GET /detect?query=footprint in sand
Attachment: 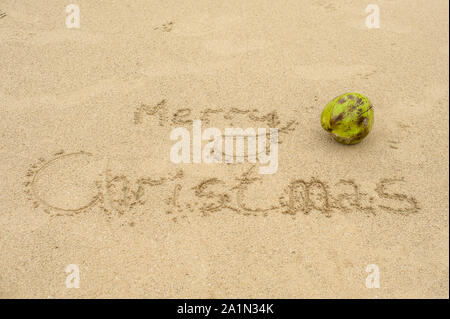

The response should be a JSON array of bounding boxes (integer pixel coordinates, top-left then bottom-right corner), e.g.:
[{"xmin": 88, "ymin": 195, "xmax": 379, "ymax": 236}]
[
  {"xmin": 295, "ymin": 64, "xmax": 376, "ymax": 81},
  {"xmin": 154, "ymin": 21, "xmax": 175, "ymax": 33},
  {"xmin": 312, "ymin": 1, "xmax": 340, "ymax": 12},
  {"xmin": 387, "ymin": 140, "xmax": 400, "ymax": 150}
]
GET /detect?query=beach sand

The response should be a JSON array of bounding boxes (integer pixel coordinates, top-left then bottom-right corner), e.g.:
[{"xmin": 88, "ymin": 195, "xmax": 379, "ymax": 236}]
[{"xmin": 0, "ymin": 0, "xmax": 448, "ymax": 298}]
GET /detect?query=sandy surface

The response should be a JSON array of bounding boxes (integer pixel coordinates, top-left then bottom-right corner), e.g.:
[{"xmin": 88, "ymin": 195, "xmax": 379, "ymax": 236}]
[{"xmin": 0, "ymin": 0, "xmax": 448, "ymax": 298}]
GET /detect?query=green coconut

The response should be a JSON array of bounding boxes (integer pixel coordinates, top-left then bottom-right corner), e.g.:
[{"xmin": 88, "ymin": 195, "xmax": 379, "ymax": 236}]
[{"xmin": 321, "ymin": 93, "xmax": 374, "ymax": 145}]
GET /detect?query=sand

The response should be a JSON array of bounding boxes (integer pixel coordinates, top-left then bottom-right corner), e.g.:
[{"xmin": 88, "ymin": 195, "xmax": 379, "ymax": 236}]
[{"xmin": 0, "ymin": 0, "xmax": 448, "ymax": 298}]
